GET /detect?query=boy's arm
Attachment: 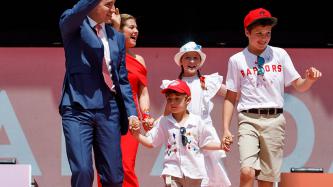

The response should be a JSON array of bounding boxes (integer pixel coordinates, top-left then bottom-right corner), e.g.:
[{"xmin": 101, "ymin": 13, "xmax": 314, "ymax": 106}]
[
  {"xmin": 292, "ymin": 67, "xmax": 322, "ymax": 92},
  {"xmin": 130, "ymin": 122, "xmax": 154, "ymax": 148},
  {"xmin": 132, "ymin": 132, "xmax": 154, "ymax": 148},
  {"xmin": 221, "ymin": 90, "xmax": 237, "ymax": 152},
  {"xmin": 202, "ymin": 140, "xmax": 232, "ymax": 151}
]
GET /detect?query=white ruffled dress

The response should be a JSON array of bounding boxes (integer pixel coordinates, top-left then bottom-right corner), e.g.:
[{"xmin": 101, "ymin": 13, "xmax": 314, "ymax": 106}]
[{"xmin": 182, "ymin": 73, "xmax": 231, "ymax": 187}]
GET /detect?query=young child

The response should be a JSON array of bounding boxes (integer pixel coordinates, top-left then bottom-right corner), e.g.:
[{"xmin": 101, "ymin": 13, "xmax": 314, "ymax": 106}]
[
  {"xmin": 130, "ymin": 79, "xmax": 226, "ymax": 187},
  {"xmin": 222, "ymin": 8, "xmax": 322, "ymax": 187},
  {"xmin": 166, "ymin": 41, "xmax": 231, "ymax": 187}
]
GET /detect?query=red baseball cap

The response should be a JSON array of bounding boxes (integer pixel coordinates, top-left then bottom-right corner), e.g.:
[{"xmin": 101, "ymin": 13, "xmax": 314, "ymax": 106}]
[
  {"xmin": 161, "ymin": 79, "xmax": 191, "ymax": 96},
  {"xmin": 244, "ymin": 8, "xmax": 277, "ymax": 29}
]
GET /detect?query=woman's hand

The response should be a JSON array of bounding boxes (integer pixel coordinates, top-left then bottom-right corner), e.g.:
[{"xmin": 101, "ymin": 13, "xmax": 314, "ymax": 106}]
[{"xmin": 142, "ymin": 116, "xmax": 155, "ymax": 132}]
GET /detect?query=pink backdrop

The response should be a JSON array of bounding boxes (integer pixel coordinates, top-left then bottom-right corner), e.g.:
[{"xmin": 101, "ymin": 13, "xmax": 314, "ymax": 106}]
[{"xmin": 0, "ymin": 47, "xmax": 332, "ymax": 186}]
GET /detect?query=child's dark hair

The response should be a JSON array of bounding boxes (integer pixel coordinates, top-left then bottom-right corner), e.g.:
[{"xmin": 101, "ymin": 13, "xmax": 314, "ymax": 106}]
[
  {"xmin": 164, "ymin": 89, "xmax": 188, "ymax": 97},
  {"xmin": 178, "ymin": 65, "xmax": 206, "ymax": 90},
  {"xmin": 246, "ymin": 18, "xmax": 277, "ymax": 31}
]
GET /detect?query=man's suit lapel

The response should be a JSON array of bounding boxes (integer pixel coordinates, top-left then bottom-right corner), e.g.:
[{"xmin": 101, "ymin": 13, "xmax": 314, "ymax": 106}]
[{"xmin": 82, "ymin": 19, "xmax": 105, "ymax": 64}]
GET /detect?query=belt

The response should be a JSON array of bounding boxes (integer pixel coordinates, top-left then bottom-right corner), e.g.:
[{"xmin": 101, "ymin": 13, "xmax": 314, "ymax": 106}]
[{"xmin": 241, "ymin": 108, "xmax": 283, "ymax": 115}]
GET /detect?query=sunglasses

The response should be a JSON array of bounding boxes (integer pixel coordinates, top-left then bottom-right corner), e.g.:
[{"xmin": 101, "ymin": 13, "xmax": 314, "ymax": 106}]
[
  {"xmin": 180, "ymin": 127, "xmax": 188, "ymax": 146},
  {"xmin": 257, "ymin": 56, "xmax": 265, "ymax": 75}
]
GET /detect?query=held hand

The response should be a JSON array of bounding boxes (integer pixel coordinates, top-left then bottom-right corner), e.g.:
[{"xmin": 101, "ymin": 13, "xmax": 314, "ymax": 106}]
[
  {"xmin": 222, "ymin": 130, "xmax": 234, "ymax": 152},
  {"xmin": 305, "ymin": 67, "xmax": 322, "ymax": 81},
  {"xmin": 222, "ymin": 130, "xmax": 234, "ymax": 144},
  {"xmin": 129, "ymin": 116, "xmax": 141, "ymax": 135},
  {"xmin": 220, "ymin": 142, "xmax": 231, "ymax": 152},
  {"xmin": 142, "ymin": 117, "xmax": 155, "ymax": 132}
]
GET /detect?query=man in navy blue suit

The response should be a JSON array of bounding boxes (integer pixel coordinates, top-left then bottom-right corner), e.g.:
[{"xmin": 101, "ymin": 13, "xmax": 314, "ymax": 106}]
[{"xmin": 58, "ymin": 0, "xmax": 139, "ymax": 186}]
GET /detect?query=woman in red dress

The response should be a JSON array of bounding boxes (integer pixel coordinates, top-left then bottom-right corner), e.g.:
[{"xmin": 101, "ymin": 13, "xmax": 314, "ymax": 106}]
[
  {"xmin": 98, "ymin": 13, "xmax": 154, "ymax": 187},
  {"xmin": 120, "ymin": 13, "xmax": 154, "ymax": 187}
]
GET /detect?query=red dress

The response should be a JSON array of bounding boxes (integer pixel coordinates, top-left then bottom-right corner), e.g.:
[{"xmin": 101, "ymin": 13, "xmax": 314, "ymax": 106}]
[
  {"xmin": 121, "ymin": 53, "xmax": 147, "ymax": 187},
  {"xmin": 98, "ymin": 53, "xmax": 147, "ymax": 187}
]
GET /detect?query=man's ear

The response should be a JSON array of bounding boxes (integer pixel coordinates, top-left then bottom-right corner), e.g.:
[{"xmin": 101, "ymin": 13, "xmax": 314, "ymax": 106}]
[{"xmin": 186, "ymin": 96, "xmax": 191, "ymax": 104}]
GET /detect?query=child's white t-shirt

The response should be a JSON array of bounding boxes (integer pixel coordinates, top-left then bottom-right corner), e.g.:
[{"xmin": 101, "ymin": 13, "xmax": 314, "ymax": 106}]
[
  {"xmin": 226, "ymin": 46, "xmax": 300, "ymax": 112},
  {"xmin": 146, "ymin": 113, "xmax": 215, "ymax": 179}
]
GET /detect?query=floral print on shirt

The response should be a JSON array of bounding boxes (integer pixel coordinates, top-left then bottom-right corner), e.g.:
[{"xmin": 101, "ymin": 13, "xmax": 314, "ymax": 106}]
[{"xmin": 165, "ymin": 129, "xmax": 201, "ymax": 157}]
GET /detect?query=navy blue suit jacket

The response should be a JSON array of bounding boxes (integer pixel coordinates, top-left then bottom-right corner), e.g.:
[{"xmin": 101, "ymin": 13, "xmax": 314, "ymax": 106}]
[{"xmin": 58, "ymin": 0, "xmax": 137, "ymax": 134}]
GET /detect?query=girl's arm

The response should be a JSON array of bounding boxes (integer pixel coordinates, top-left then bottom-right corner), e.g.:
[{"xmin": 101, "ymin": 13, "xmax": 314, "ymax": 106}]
[
  {"xmin": 202, "ymin": 141, "xmax": 231, "ymax": 151},
  {"xmin": 202, "ymin": 141, "xmax": 221, "ymax": 150},
  {"xmin": 217, "ymin": 83, "xmax": 227, "ymax": 96}
]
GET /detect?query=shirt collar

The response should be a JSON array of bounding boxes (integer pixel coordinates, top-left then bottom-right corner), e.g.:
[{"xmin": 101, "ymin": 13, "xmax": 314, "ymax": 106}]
[
  {"xmin": 166, "ymin": 113, "xmax": 197, "ymax": 128},
  {"xmin": 245, "ymin": 45, "xmax": 273, "ymax": 61},
  {"xmin": 87, "ymin": 16, "xmax": 105, "ymax": 29}
]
